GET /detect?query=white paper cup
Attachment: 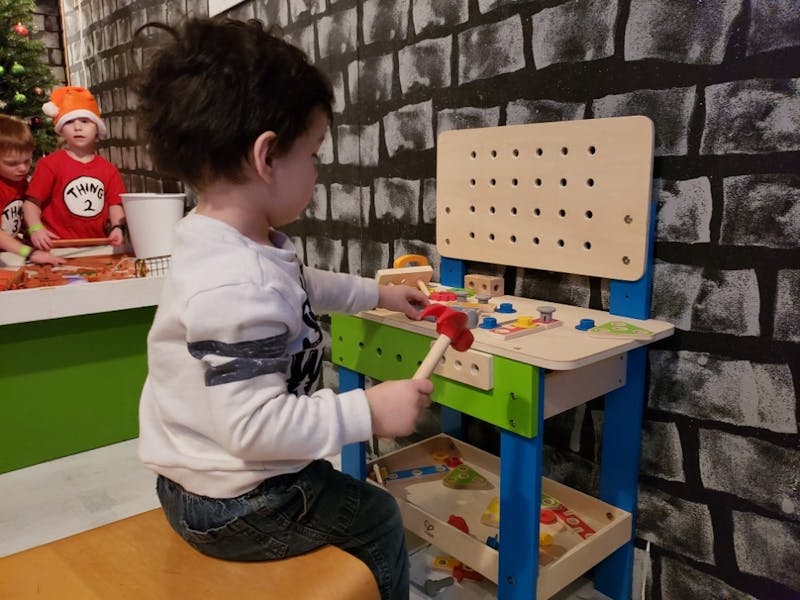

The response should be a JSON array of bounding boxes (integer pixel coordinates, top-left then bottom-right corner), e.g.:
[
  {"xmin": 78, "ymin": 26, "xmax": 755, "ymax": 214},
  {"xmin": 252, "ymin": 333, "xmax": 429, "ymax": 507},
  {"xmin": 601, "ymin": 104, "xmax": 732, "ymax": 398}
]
[{"xmin": 120, "ymin": 193, "xmax": 186, "ymax": 258}]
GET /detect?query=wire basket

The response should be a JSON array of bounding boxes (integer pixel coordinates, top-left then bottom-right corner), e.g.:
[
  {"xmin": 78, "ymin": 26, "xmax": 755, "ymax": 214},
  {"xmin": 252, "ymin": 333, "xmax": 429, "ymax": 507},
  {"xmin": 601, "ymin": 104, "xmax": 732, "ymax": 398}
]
[{"xmin": 135, "ymin": 255, "xmax": 171, "ymax": 278}]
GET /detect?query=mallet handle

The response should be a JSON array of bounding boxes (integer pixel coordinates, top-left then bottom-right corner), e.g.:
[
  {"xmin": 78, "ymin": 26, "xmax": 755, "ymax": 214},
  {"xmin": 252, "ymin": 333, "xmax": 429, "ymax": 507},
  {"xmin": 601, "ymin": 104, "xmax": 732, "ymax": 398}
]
[{"xmin": 413, "ymin": 334, "xmax": 452, "ymax": 379}]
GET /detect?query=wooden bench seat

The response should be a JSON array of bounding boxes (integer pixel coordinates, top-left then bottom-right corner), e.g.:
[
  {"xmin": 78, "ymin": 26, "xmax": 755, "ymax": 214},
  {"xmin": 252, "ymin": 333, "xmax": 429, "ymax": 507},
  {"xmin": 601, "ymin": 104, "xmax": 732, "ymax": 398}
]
[{"xmin": 0, "ymin": 509, "xmax": 380, "ymax": 599}]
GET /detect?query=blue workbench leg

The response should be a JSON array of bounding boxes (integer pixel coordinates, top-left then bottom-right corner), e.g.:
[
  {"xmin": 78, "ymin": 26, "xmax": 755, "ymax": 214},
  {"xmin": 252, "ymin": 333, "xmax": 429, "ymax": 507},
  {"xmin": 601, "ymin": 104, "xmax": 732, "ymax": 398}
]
[
  {"xmin": 497, "ymin": 375, "xmax": 545, "ymax": 599},
  {"xmin": 439, "ymin": 406, "xmax": 464, "ymax": 439},
  {"xmin": 438, "ymin": 256, "xmax": 467, "ymax": 439},
  {"xmin": 339, "ymin": 367, "xmax": 367, "ymax": 480},
  {"xmin": 595, "ymin": 346, "xmax": 647, "ymax": 599}
]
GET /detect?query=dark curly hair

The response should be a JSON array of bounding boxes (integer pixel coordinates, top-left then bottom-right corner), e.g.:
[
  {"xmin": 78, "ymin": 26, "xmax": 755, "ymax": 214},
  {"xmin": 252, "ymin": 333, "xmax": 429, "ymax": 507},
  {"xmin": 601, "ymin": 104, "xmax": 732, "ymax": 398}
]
[{"xmin": 133, "ymin": 18, "xmax": 333, "ymax": 190}]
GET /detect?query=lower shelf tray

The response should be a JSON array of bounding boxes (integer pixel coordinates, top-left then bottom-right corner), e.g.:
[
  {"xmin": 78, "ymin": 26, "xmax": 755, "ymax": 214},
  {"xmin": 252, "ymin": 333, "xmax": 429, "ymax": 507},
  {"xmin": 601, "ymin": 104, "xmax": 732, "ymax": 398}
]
[{"xmin": 369, "ymin": 434, "xmax": 632, "ymax": 599}]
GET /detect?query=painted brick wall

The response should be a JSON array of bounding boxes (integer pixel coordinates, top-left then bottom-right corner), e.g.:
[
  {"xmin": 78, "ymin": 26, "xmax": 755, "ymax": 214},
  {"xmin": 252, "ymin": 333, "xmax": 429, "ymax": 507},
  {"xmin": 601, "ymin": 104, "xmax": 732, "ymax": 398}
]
[
  {"xmin": 32, "ymin": 0, "xmax": 66, "ymax": 84},
  {"xmin": 61, "ymin": 1, "xmax": 799, "ymax": 598}
]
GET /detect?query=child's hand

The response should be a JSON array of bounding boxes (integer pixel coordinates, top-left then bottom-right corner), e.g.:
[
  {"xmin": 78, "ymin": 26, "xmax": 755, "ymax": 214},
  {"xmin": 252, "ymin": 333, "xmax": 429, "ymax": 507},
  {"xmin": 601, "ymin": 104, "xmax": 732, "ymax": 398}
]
[
  {"xmin": 108, "ymin": 227, "xmax": 125, "ymax": 246},
  {"xmin": 30, "ymin": 227, "xmax": 59, "ymax": 251},
  {"xmin": 366, "ymin": 379, "xmax": 434, "ymax": 438},
  {"xmin": 378, "ymin": 284, "xmax": 429, "ymax": 319},
  {"xmin": 30, "ymin": 249, "xmax": 66, "ymax": 265}
]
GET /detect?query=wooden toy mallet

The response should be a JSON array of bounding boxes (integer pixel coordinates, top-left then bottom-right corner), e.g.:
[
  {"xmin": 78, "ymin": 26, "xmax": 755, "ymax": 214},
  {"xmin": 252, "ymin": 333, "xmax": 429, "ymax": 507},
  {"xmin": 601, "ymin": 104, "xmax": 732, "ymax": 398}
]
[{"xmin": 413, "ymin": 304, "xmax": 475, "ymax": 379}]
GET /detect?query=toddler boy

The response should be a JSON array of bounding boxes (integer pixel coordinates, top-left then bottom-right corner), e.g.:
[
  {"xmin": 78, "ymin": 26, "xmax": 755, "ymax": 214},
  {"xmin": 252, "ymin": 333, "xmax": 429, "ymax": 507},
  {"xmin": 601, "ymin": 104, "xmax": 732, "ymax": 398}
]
[{"xmin": 24, "ymin": 86, "xmax": 127, "ymax": 250}]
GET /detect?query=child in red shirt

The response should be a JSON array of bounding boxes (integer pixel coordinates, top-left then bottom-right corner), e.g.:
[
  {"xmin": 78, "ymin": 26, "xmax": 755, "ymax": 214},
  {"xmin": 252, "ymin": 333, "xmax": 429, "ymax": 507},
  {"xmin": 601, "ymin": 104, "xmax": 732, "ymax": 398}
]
[
  {"xmin": 24, "ymin": 86, "xmax": 127, "ymax": 250},
  {"xmin": 0, "ymin": 115, "xmax": 63, "ymax": 264}
]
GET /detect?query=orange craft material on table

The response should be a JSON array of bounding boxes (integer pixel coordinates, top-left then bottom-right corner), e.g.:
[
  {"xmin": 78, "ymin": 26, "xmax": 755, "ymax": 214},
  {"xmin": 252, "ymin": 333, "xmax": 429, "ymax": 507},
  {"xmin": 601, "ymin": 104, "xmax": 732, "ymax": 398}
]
[{"xmin": 0, "ymin": 254, "xmax": 139, "ymax": 291}]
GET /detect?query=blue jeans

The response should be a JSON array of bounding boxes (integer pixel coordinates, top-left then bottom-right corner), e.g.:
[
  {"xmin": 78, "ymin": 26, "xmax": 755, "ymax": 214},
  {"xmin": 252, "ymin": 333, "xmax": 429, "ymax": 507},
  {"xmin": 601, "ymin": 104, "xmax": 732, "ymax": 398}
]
[{"xmin": 156, "ymin": 459, "xmax": 408, "ymax": 600}]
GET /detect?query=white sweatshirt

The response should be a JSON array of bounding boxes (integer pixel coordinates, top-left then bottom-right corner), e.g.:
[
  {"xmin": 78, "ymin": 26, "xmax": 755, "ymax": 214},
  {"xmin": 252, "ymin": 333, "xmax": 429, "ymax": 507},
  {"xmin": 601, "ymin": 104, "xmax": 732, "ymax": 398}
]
[{"xmin": 138, "ymin": 213, "xmax": 378, "ymax": 498}]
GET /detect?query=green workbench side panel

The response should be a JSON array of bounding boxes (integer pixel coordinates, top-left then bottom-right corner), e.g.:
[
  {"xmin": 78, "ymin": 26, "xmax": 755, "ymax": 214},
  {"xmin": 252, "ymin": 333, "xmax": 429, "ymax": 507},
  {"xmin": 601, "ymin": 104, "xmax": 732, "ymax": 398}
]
[
  {"xmin": 0, "ymin": 307, "xmax": 155, "ymax": 473},
  {"xmin": 331, "ymin": 314, "xmax": 539, "ymax": 438}
]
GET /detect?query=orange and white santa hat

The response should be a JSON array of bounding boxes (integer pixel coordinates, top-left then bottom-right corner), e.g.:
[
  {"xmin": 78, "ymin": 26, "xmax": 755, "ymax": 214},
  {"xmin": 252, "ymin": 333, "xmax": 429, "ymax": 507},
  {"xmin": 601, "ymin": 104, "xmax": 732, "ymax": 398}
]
[{"xmin": 42, "ymin": 86, "xmax": 108, "ymax": 138}]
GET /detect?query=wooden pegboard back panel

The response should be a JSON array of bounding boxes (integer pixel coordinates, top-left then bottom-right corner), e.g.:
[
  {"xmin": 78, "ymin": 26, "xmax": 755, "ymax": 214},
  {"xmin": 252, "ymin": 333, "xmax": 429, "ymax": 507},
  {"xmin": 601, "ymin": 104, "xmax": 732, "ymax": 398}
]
[{"xmin": 436, "ymin": 116, "xmax": 654, "ymax": 281}]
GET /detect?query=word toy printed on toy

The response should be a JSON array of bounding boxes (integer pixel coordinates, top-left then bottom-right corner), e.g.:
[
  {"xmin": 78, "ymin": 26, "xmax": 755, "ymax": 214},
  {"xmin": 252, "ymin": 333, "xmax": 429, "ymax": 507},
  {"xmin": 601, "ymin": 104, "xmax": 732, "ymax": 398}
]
[{"xmin": 541, "ymin": 492, "xmax": 596, "ymax": 540}]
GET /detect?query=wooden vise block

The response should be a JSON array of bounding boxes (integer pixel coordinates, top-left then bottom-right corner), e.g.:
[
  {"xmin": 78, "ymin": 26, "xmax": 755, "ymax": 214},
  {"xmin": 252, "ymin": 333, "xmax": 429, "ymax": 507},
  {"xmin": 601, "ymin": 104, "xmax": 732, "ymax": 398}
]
[
  {"xmin": 0, "ymin": 509, "xmax": 380, "ymax": 600},
  {"xmin": 464, "ymin": 274, "xmax": 504, "ymax": 297}
]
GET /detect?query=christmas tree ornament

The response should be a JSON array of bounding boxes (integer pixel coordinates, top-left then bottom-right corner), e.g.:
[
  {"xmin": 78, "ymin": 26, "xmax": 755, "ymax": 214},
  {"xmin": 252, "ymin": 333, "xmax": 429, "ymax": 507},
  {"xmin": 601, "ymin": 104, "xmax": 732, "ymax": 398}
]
[
  {"xmin": 0, "ymin": 65, "xmax": 5, "ymax": 76},
  {"xmin": 34, "ymin": 86, "xmax": 43, "ymax": 96},
  {"xmin": 30, "ymin": 116, "xmax": 42, "ymax": 126},
  {"xmin": 13, "ymin": 91, "xmax": 27, "ymax": 103},
  {"xmin": 12, "ymin": 22, "xmax": 29, "ymax": 37},
  {"xmin": 11, "ymin": 62, "xmax": 25, "ymax": 75}
]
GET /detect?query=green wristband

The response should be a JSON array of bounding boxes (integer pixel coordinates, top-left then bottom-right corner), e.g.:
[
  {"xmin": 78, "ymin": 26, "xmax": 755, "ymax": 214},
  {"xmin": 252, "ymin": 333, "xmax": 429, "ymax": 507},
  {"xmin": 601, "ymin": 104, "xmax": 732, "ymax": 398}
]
[
  {"xmin": 18, "ymin": 245, "xmax": 33, "ymax": 259},
  {"xmin": 28, "ymin": 223, "xmax": 44, "ymax": 233}
]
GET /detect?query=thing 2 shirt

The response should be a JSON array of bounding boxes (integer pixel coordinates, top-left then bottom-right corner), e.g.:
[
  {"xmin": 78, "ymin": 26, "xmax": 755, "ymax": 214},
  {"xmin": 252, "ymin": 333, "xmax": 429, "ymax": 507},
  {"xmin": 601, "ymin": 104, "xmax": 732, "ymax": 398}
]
[
  {"xmin": 0, "ymin": 176, "xmax": 27, "ymax": 237},
  {"xmin": 26, "ymin": 149, "xmax": 125, "ymax": 239}
]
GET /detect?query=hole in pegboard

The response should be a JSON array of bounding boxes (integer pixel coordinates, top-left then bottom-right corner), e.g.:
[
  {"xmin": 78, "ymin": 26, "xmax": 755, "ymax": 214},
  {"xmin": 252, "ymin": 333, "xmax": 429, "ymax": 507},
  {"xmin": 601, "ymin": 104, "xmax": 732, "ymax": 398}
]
[
  {"xmin": 587, "ymin": 178, "xmax": 595, "ymax": 187},
  {"xmin": 469, "ymin": 205, "xmax": 476, "ymax": 213},
  {"xmin": 560, "ymin": 178, "xmax": 567, "ymax": 187},
  {"xmin": 444, "ymin": 237, "xmax": 451, "ymax": 245},
  {"xmin": 395, "ymin": 354, "xmax": 403, "ymax": 362},
  {"xmin": 510, "ymin": 235, "xmax": 517, "ymax": 243},
  {"xmin": 558, "ymin": 209, "xmax": 566, "ymax": 218},
  {"xmin": 561, "ymin": 146, "xmax": 568, "ymax": 156},
  {"xmin": 584, "ymin": 241, "xmax": 592, "ymax": 250},
  {"xmin": 489, "ymin": 233, "xmax": 495, "ymax": 241},
  {"xmin": 490, "ymin": 178, "xmax": 496, "ymax": 187},
  {"xmin": 512, "ymin": 149, "xmax": 519, "ymax": 157},
  {"xmin": 376, "ymin": 347, "xmax": 383, "ymax": 355},
  {"xmin": 622, "ymin": 256, "xmax": 630, "ymax": 264},
  {"xmin": 588, "ymin": 145, "xmax": 596, "ymax": 155},
  {"xmin": 534, "ymin": 178, "xmax": 542, "ymax": 187},
  {"xmin": 358, "ymin": 341, "xmax": 365, "ymax": 348},
  {"xmin": 469, "ymin": 178, "xmax": 476, "ymax": 186},
  {"xmin": 490, "ymin": 150, "xmax": 497, "ymax": 158},
  {"xmin": 511, "ymin": 207, "xmax": 518, "ymax": 215},
  {"xmin": 489, "ymin": 206, "xmax": 496, "ymax": 214},
  {"xmin": 536, "ymin": 148, "xmax": 543, "ymax": 156},
  {"xmin": 585, "ymin": 210, "xmax": 593, "ymax": 219},
  {"xmin": 470, "ymin": 150, "xmax": 477, "ymax": 159},
  {"xmin": 445, "ymin": 206, "xmax": 451, "ymax": 214},
  {"xmin": 533, "ymin": 237, "xmax": 540, "ymax": 245},
  {"xmin": 534, "ymin": 208, "xmax": 541, "ymax": 216},
  {"xmin": 512, "ymin": 178, "xmax": 518, "ymax": 186},
  {"xmin": 557, "ymin": 239, "xmax": 565, "ymax": 247},
  {"xmin": 469, "ymin": 231, "xmax": 475, "ymax": 238}
]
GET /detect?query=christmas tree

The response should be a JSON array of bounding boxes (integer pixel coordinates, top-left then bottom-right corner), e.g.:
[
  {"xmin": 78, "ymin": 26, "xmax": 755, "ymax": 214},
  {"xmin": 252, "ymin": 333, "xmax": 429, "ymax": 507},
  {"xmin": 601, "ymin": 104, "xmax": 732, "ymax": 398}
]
[{"xmin": 0, "ymin": 0, "xmax": 57, "ymax": 158}]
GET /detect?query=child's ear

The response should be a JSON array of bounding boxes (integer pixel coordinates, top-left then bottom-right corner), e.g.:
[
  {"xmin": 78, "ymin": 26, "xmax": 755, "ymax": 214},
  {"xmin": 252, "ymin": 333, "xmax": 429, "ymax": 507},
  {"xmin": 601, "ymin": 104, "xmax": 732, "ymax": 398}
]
[{"xmin": 252, "ymin": 131, "xmax": 277, "ymax": 182}]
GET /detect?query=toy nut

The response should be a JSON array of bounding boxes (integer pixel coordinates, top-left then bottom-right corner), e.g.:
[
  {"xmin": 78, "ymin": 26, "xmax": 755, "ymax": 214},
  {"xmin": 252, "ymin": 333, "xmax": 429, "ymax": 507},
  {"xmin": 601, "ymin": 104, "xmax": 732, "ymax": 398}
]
[{"xmin": 479, "ymin": 316, "xmax": 499, "ymax": 329}]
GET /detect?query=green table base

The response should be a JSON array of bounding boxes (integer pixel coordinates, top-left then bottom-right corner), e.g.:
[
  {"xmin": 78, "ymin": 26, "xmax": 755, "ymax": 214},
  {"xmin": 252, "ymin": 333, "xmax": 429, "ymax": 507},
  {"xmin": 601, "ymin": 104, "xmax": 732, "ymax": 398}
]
[
  {"xmin": 332, "ymin": 314, "xmax": 539, "ymax": 437},
  {"xmin": 0, "ymin": 307, "xmax": 154, "ymax": 474}
]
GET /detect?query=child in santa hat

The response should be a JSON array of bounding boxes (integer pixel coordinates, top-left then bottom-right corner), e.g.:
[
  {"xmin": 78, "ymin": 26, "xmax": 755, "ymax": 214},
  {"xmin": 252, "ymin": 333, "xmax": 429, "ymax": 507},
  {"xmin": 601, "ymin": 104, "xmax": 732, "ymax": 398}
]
[{"xmin": 23, "ymin": 86, "xmax": 127, "ymax": 250}]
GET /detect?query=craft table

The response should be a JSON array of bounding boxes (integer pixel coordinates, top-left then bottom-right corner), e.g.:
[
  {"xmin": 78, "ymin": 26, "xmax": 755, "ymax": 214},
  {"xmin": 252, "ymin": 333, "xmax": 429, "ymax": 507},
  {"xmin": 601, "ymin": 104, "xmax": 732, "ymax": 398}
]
[
  {"xmin": 333, "ymin": 116, "xmax": 673, "ymax": 598},
  {"xmin": 0, "ymin": 247, "xmax": 163, "ymax": 473}
]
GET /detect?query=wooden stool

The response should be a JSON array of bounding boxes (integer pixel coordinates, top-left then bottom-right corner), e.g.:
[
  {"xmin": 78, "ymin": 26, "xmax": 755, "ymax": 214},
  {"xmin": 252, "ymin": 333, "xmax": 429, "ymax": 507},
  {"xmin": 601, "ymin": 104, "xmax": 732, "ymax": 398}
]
[{"xmin": 0, "ymin": 509, "xmax": 380, "ymax": 599}]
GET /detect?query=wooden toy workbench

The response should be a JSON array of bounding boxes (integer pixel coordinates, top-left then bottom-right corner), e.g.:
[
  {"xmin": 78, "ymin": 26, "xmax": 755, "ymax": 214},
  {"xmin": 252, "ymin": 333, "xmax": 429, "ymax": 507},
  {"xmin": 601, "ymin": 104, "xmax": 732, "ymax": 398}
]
[{"xmin": 332, "ymin": 116, "xmax": 673, "ymax": 599}]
